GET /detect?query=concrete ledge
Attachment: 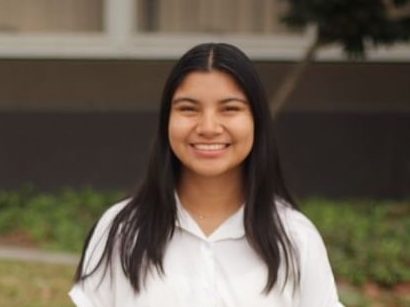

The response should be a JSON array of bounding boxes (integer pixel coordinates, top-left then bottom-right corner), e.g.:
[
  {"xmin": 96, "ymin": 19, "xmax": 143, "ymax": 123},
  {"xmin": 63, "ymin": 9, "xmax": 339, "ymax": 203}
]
[{"xmin": 0, "ymin": 245, "xmax": 79, "ymax": 265}]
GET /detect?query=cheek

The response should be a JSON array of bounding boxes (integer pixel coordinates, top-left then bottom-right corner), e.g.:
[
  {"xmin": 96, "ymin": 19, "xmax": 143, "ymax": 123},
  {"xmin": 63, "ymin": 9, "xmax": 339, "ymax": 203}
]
[
  {"xmin": 235, "ymin": 116, "xmax": 254, "ymax": 148},
  {"xmin": 168, "ymin": 115, "xmax": 179, "ymax": 150},
  {"xmin": 168, "ymin": 114, "xmax": 190, "ymax": 149},
  {"xmin": 245, "ymin": 126, "xmax": 255, "ymax": 152}
]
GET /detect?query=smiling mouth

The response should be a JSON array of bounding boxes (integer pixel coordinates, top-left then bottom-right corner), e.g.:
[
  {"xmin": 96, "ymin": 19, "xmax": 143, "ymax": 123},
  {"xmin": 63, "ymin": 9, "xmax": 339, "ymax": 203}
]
[{"xmin": 191, "ymin": 143, "xmax": 230, "ymax": 151}]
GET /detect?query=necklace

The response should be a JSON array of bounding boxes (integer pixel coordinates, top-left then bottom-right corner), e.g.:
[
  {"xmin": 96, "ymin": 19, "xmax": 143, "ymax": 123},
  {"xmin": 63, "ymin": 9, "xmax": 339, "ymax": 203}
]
[
  {"xmin": 185, "ymin": 205, "xmax": 241, "ymax": 221},
  {"xmin": 185, "ymin": 207, "xmax": 214, "ymax": 220}
]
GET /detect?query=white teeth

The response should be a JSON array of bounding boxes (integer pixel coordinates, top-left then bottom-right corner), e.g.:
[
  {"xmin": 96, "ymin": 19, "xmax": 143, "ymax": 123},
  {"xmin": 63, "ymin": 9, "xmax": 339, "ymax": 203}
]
[{"xmin": 193, "ymin": 144, "xmax": 227, "ymax": 151}]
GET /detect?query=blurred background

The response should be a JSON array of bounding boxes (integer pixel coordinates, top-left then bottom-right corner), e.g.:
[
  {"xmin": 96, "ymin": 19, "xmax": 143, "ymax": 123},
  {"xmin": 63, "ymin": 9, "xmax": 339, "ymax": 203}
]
[{"xmin": 0, "ymin": 1, "xmax": 409, "ymax": 306}]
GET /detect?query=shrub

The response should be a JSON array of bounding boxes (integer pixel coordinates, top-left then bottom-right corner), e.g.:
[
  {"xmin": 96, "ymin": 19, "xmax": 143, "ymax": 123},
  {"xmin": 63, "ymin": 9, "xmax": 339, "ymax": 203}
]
[
  {"xmin": 0, "ymin": 187, "xmax": 408, "ymax": 287},
  {"xmin": 302, "ymin": 198, "xmax": 410, "ymax": 287},
  {"xmin": 0, "ymin": 186, "xmax": 122, "ymax": 252}
]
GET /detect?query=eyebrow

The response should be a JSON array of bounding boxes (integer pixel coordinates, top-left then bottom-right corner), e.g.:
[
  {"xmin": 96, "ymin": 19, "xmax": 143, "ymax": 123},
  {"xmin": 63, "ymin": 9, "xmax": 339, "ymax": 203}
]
[
  {"xmin": 220, "ymin": 97, "xmax": 248, "ymax": 104},
  {"xmin": 172, "ymin": 97, "xmax": 198, "ymax": 104},
  {"xmin": 172, "ymin": 96, "xmax": 248, "ymax": 104}
]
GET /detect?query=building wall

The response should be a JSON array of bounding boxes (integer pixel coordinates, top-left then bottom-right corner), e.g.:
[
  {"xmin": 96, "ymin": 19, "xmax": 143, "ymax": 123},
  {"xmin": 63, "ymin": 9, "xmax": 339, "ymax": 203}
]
[
  {"xmin": 1, "ymin": 59, "xmax": 409, "ymax": 199},
  {"xmin": 1, "ymin": 60, "xmax": 409, "ymax": 112}
]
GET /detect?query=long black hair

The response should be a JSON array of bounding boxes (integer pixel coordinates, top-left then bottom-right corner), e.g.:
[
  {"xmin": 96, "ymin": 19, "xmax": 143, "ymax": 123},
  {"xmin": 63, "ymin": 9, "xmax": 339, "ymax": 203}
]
[{"xmin": 74, "ymin": 42, "xmax": 299, "ymax": 293}]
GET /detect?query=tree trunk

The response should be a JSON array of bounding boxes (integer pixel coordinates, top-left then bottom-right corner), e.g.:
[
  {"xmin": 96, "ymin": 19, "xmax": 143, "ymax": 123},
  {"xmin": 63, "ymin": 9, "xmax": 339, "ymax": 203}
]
[{"xmin": 270, "ymin": 37, "xmax": 321, "ymax": 118}]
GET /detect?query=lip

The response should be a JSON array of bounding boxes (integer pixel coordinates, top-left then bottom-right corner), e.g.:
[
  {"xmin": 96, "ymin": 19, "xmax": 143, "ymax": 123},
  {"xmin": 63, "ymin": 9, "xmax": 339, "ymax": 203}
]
[{"xmin": 189, "ymin": 143, "xmax": 230, "ymax": 158}]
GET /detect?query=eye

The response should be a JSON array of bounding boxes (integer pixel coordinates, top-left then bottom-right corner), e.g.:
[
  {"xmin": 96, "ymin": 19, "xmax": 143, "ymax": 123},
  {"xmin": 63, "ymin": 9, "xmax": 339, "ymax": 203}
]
[
  {"xmin": 176, "ymin": 104, "xmax": 198, "ymax": 113},
  {"xmin": 222, "ymin": 104, "xmax": 242, "ymax": 113},
  {"xmin": 224, "ymin": 106, "xmax": 240, "ymax": 112}
]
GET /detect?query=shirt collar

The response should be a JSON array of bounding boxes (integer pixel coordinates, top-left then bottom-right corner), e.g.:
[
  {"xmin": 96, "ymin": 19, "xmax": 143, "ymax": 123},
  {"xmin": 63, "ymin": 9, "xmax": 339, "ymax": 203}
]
[{"xmin": 174, "ymin": 192, "xmax": 245, "ymax": 242}]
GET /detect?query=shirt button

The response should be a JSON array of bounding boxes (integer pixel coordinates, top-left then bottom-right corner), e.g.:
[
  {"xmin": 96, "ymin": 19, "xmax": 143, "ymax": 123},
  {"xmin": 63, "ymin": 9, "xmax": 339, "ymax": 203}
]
[{"xmin": 201, "ymin": 242, "xmax": 211, "ymax": 252}]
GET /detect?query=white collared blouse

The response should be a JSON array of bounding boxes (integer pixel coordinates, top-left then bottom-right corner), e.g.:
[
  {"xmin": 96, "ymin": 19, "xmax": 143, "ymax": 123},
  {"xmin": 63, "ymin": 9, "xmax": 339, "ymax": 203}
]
[{"xmin": 69, "ymin": 196, "xmax": 344, "ymax": 307}]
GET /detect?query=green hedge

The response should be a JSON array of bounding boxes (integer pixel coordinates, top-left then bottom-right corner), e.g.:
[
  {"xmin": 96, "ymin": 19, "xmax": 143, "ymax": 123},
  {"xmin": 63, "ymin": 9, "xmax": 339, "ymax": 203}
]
[
  {"xmin": 0, "ymin": 186, "xmax": 122, "ymax": 252},
  {"xmin": 0, "ymin": 187, "xmax": 408, "ymax": 287},
  {"xmin": 302, "ymin": 198, "xmax": 410, "ymax": 287}
]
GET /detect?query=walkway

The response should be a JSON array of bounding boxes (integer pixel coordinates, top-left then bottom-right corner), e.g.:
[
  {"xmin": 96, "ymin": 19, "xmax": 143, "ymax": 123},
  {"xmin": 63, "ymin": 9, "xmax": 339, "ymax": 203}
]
[{"xmin": 0, "ymin": 245, "xmax": 79, "ymax": 265}]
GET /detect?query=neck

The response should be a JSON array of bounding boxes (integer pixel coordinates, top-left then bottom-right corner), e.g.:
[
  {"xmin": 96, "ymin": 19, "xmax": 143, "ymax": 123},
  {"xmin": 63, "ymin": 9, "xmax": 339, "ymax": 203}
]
[{"xmin": 177, "ymin": 169, "xmax": 244, "ymax": 219}]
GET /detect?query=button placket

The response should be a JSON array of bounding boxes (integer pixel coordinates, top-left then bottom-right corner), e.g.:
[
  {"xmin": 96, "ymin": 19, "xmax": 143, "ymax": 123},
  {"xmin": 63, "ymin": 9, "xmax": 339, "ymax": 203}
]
[{"xmin": 199, "ymin": 241, "xmax": 218, "ymax": 305}]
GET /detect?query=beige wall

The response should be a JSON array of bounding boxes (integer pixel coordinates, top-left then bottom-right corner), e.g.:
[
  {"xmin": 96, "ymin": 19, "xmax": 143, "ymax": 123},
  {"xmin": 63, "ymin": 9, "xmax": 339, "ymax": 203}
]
[
  {"xmin": 145, "ymin": 0, "xmax": 289, "ymax": 33},
  {"xmin": 0, "ymin": 0, "xmax": 103, "ymax": 32},
  {"xmin": 0, "ymin": 0, "xmax": 290, "ymax": 34}
]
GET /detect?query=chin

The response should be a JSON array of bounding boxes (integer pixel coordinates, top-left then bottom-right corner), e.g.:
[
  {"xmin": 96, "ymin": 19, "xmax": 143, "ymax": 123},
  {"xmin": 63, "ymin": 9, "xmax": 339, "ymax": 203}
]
[{"xmin": 186, "ymin": 165, "xmax": 241, "ymax": 178}]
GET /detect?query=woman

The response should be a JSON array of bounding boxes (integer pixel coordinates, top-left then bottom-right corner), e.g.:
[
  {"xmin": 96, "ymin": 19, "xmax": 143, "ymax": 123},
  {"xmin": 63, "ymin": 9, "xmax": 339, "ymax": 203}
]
[{"xmin": 70, "ymin": 43, "xmax": 344, "ymax": 307}]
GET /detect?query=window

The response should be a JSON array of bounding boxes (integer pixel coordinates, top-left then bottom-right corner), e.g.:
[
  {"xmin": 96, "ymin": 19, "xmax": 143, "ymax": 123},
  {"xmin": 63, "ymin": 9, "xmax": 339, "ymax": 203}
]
[
  {"xmin": 0, "ymin": 0, "xmax": 103, "ymax": 33},
  {"xmin": 137, "ymin": 0, "xmax": 292, "ymax": 34},
  {"xmin": 1, "ymin": 0, "xmax": 406, "ymax": 60}
]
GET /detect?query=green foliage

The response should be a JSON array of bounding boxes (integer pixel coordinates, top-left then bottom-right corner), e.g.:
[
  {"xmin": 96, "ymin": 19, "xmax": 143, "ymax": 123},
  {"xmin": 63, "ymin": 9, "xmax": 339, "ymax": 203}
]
[
  {"xmin": 0, "ymin": 188, "xmax": 409, "ymax": 287},
  {"xmin": 283, "ymin": 0, "xmax": 410, "ymax": 57},
  {"xmin": 302, "ymin": 198, "xmax": 410, "ymax": 287},
  {"xmin": 0, "ymin": 186, "xmax": 122, "ymax": 252}
]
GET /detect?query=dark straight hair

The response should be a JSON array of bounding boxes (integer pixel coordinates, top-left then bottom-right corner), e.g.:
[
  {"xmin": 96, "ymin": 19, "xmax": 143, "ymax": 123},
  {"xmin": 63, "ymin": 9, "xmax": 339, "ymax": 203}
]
[{"xmin": 74, "ymin": 42, "xmax": 299, "ymax": 293}]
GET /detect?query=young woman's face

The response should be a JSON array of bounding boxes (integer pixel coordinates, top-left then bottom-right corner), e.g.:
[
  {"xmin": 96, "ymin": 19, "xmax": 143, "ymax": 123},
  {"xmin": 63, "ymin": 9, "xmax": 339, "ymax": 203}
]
[{"xmin": 168, "ymin": 70, "xmax": 254, "ymax": 178}]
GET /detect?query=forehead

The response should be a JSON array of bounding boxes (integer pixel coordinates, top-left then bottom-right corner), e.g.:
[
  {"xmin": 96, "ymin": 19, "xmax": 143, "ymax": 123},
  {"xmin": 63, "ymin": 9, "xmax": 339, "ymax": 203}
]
[{"xmin": 173, "ymin": 70, "xmax": 246, "ymax": 98}]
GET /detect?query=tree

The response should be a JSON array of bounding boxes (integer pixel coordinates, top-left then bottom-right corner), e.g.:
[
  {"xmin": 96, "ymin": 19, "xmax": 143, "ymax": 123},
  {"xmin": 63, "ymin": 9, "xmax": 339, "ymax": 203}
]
[{"xmin": 271, "ymin": 0, "xmax": 410, "ymax": 116}]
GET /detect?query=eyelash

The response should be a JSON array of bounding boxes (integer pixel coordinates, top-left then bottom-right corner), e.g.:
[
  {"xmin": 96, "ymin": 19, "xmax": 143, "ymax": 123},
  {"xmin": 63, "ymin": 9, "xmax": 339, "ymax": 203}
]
[
  {"xmin": 175, "ymin": 105, "xmax": 243, "ymax": 113},
  {"xmin": 223, "ymin": 106, "xmax": 241, "ymax": 112},
  {"xmin": 178, "ymin": 106, "xmax": 197, "ymax": 112}
]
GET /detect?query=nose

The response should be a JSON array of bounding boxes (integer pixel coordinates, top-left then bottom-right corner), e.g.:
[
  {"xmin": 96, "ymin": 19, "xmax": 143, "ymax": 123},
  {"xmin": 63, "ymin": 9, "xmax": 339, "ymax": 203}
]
[{"xmin": 195, "ymin": 111, "xmax": 223, "ymax": 136}]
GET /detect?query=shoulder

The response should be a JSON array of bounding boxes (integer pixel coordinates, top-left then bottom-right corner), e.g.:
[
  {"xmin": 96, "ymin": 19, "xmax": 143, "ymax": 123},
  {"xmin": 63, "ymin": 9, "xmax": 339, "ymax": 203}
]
[
  {"xmin": 93, "ymin": 198, "xmax": 130, "ymax": 235},
  {"xmin": 275, "ymin": 197, "xmax": 318, "ymax": 237},
  {"xmin": 275, "ymin": 198, "xmax": 344, "ymax": 306},
  {"xmin": 70, "ymin": 198, "xmax": 133, "ymax": 306},
  {"xmin": 82, "ymin": 198, "xmax": 130, "ymax": 272},
  {"xmin": 274, "ymin": 197, "xmax": 326, "ymax": 253}
]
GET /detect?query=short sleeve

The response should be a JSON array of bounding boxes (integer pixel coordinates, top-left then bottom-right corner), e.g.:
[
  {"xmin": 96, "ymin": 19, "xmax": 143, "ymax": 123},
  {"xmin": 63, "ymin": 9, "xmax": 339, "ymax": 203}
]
[
  {"xmin": 69, "ymin": 200, "xmax": 128, "ymax": 307},
  {"xmin": 278, "ymin": 204, "xmax": 345, "ymax": 307},
  {"xmin": 297, "ymin": 219, "xmax": 344, "ymax": 307}
]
